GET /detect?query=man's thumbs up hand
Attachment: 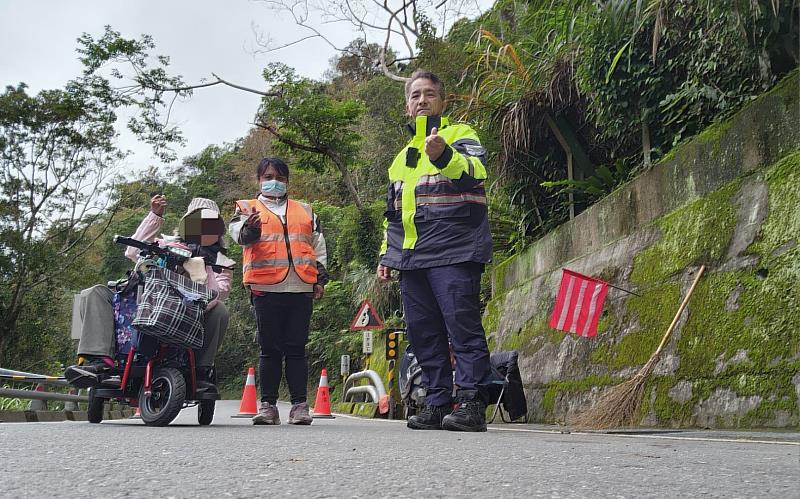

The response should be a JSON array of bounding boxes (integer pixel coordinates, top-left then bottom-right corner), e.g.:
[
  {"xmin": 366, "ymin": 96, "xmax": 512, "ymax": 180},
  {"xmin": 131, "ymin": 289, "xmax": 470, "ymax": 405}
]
[{"xmin": 425, "ymin": 126, "xmax": 446, "ymax": 162}]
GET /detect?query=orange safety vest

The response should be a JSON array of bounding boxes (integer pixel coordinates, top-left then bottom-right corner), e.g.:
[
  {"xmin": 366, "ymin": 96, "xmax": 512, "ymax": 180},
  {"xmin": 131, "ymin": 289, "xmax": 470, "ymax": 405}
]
[{"xmin": 234, "ymin": 198, "xmax": 318, "ymax": 285}]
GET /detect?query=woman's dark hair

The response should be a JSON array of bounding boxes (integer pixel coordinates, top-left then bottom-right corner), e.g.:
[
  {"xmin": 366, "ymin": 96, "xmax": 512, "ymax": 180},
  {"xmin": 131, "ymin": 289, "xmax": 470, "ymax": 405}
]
[{"xmin": 256, "ymin": 157, "xmax": 290, "ymax": 179}]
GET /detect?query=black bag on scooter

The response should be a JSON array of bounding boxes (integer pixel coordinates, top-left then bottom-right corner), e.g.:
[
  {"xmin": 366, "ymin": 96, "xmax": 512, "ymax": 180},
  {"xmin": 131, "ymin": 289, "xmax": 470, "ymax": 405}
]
[{"xmin": 132, "ymin": 268, "xmax": 216, "ymax": 349}]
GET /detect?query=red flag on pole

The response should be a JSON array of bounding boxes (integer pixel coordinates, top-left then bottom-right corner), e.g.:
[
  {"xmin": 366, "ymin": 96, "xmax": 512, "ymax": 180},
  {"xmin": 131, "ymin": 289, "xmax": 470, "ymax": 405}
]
[{"xmin": 549, "ymin": 269, "xmax": 609, "ymax": 338}]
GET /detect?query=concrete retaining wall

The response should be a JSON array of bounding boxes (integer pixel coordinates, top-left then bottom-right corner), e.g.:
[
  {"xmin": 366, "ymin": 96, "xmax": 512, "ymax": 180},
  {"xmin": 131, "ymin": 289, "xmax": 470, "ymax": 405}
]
[{"xmin": 485, "ymin": 71, "xmax": 800, "ymax": 428}]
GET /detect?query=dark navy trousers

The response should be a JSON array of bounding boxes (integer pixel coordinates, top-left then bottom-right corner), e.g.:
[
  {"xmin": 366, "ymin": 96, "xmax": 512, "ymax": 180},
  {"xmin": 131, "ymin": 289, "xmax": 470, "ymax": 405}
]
[{"xmin": 400, "ymin": 262, "xmax": 491, "ymax": 406}]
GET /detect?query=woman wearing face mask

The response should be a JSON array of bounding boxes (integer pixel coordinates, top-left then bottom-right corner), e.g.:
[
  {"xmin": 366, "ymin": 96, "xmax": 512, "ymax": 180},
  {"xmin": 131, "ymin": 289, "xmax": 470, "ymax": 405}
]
[{"xmin": 229, "ymin": 157, "xmax": 329, "ymax": 425}]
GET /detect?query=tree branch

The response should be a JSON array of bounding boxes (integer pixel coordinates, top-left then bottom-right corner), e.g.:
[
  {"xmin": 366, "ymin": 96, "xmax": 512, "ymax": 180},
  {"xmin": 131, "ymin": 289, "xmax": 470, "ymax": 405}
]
[{"xmin": 148, "ymin": 74, "xmax": 279, "ymax": 97}]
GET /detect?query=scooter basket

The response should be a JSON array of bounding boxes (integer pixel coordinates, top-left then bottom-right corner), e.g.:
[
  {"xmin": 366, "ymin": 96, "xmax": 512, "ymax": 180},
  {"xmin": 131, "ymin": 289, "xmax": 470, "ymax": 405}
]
[{"xmin": 132, "ymin": 267, "xmax": 216, "ymax": 349}]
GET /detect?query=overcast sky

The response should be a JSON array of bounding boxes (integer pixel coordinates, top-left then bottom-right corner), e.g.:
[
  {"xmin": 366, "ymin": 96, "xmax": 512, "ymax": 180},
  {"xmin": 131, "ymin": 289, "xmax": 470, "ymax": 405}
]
[
  {"xmin": 0, "ymin": 0, "xmax": 493, "ymax": 172},
  {"xmin": 0, "ymin": 0, "xmax": 364, "ymax": 170}
]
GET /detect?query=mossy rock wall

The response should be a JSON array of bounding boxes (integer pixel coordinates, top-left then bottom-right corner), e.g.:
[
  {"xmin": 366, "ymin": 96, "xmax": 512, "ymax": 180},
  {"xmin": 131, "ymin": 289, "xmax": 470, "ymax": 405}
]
[{"xmin": 486, "ymin": 70, "xmax": 800, "ymax": 429}]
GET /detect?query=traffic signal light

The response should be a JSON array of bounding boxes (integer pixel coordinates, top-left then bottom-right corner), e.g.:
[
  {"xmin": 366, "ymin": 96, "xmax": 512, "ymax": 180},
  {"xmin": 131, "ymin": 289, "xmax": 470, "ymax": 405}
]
[{"xmin": 386, "ymin": 330, "xmax": 399, "ymax": 360}]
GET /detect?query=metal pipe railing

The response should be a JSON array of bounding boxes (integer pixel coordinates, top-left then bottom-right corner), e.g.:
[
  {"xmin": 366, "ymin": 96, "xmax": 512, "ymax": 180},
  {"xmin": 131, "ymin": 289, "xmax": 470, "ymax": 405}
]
[
  {"xmin": 344, "ymin": 385, "xmax": 379, "ymax": 404},
  {"xmin": 343, "ymin": 370, "xmax": 387, "ymax": 404},
  {"xmin": 0, "ymin": 368, "xmax": 70, "ymax": 387},
  {"xmin": 0, "ymin": 388, "xmax": 88, "ymax": 403}
]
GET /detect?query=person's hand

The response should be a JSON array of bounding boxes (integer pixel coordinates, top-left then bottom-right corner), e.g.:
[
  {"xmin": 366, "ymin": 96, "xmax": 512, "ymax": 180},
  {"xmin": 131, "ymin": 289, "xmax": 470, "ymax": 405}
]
[
  {"xmin": 150, "ymin": 194, "xmax": 167, "ymax": 216},
  {"xmin": 244, "ymin": 212, "xmax": 261, "ymax": 227},
  {"xmin": 424, "ymin": 127, "xmax": 446, "ymax": 162},
  {"xmin": 313, "ymin": 284, "xmax": 325, "ymax": 300},
  {"xmin": 376, "ymin": 264, "xmax": 393, "ymax": 282}
]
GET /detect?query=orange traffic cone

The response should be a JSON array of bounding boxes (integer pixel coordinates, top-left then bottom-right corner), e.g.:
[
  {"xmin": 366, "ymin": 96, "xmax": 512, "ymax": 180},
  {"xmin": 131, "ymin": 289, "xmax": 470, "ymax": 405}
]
[
  {"xmin": 231, "ymin": 367, "xmax": 258, "ymax": 418},
  {"xmin": 312, "ymin": 369, "xmax": 335, "ymax": 419}
]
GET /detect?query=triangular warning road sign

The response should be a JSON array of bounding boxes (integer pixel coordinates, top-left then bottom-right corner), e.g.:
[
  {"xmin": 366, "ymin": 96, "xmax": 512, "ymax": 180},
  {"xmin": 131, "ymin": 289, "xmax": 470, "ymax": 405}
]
[{"xmin": 350, "ymin": 299, "xmax": 384, "ymax": 330}]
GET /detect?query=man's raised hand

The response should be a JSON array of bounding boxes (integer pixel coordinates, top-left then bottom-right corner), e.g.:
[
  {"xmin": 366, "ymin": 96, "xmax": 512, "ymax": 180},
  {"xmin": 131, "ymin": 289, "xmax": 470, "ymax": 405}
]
[{"xmin": 424, "ymin": 126, "xmax": 446, "ymax": 162}]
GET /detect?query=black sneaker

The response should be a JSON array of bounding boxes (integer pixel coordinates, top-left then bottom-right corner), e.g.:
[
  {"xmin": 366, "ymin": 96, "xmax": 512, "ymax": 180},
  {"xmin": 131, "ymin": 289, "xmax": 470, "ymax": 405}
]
[
  {"xmin": 64, "ymin": 358, "xmax": 112, "ymax": 388},
  {"xmin": 442, "ymin": 399, "xmax": 487, "ymax": 432},
  {"xmin": 407, "ymin": 404, "xmax": 452, "ymax": 430}
]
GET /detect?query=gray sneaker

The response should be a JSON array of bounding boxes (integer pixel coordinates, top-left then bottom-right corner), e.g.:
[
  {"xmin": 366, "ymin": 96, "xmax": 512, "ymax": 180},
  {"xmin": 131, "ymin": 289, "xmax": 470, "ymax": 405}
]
[
  {"xmin": 288, "ymin": 402, "xmax": 313, "ymax": 425},
  {"xmin": 252, "ymin": 401, "xmax": 280, "ymax": 425}
]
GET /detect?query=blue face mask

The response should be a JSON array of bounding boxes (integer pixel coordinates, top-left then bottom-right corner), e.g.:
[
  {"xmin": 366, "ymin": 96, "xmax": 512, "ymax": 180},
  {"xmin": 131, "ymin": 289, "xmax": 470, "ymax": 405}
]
[{"xmin": 261, "ymin": 179, "xmax": 287, "ymax": 197}]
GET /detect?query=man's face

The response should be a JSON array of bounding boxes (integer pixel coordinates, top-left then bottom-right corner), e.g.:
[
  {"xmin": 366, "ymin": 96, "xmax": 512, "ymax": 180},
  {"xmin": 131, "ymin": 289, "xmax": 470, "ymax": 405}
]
[{"xmin": 406, "ymin": 78, "xmax": 445, "ymax": 117}]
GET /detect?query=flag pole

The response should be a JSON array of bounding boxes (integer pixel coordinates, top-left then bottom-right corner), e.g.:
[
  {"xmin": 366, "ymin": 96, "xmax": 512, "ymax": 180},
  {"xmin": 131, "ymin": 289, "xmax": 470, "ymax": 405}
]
[{"xmin": 606, "ymin": 282, "xmax": 642, "ymax": 297}]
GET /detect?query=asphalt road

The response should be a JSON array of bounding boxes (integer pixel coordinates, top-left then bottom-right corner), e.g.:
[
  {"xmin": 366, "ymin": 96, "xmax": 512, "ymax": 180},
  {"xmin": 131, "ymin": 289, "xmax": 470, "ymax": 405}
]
[{"xmin": 1, "ymin": 401, "xmax": 798, "ymax": 498}]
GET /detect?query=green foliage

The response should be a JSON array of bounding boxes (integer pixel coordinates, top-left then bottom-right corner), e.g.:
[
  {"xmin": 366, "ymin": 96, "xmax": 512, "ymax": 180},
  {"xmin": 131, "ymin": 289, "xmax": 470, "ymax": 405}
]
[
  {"xmin": 260, "ymin": 63, "xmax": 366, "ymax": 173},
  {"xmin": 455, "ymin": 0, "xmax": 797, "ymax": 248},
  {"xmin": 0, "ymin": 385, "xmax": 26, "ymax": 410},
  {"xmin": 307, "ymin": 281, "xmax": 365, "ymax": 375},
  {"xmin": 312, "ymin": 200, "xmax": 384, "ymax": 275},
  {"xmin": 0, "ymin": 81, "xmax": 123, "ymax": 361},
  {"xmin": 75, "ymin": 26, "xmax": 189, "ymax": 161},
  {"xmin": 542, "ymin": 161, "xmax": 630, "ymax": 198}
]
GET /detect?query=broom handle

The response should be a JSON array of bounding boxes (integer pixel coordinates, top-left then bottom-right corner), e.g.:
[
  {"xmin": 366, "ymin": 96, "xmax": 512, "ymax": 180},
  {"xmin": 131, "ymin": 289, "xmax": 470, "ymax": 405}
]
[{"xmin": 653, "ymin": 265, "xmax": 706, "ymax": 357}]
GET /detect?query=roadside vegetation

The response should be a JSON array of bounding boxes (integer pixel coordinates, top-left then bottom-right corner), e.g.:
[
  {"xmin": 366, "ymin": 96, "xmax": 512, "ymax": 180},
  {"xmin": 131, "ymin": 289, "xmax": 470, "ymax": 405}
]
[{"xmin": 1, "ymin": 0, "xmax": 796, "ymax": 397}]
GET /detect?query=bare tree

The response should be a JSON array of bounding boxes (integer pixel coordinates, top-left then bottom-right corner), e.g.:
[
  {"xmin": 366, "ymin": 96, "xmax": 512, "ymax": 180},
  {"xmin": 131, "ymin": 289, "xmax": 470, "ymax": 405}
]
[
  {"xmin": 250, "ymin": 0, "xmax": 491, "ymax": 81},
  {"xmin": 0, "ymin": 83, "xmax": 128, "ymax": 358}
]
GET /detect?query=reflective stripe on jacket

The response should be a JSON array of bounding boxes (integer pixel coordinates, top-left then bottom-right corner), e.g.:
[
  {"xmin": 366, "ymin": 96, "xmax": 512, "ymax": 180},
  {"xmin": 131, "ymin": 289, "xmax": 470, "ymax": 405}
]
[
  {"xmin": 235, "ymin": 198, "xmax": 318, "ymax": 285},
  {"xmin": 379, "ymin": 116, "xmax": 493, "ymax": 270}
]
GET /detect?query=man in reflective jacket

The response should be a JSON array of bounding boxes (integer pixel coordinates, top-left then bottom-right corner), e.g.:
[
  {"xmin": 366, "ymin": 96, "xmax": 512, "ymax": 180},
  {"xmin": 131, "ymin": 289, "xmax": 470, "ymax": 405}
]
[{"xmin": 377, "ymin": 70, "xmax": 492, "ymax": 432}]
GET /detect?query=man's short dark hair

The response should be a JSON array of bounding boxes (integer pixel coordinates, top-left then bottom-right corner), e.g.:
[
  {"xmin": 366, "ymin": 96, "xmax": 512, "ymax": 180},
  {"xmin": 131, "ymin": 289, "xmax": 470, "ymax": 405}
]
[
  {"xmin": 256, "ymin": 157, "xmax": 290, "ymax": 179},
  {"xmin": 405, "ymin": 70, "xmax": 445, "ymax": 100}
]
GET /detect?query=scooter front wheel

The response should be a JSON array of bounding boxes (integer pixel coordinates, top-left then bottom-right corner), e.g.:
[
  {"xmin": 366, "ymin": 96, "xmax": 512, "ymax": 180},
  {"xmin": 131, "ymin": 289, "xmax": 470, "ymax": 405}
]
[
  {"xmin": 87, "ymin": 388, "xmax": 105, "ymax": 424},
  {"xmin": 139, "ymin": 367, "xmax": 186, "ymax": 426},
  {"xmin": 198, "ymin": 399, "xmax": 215, "ymax": 425}
]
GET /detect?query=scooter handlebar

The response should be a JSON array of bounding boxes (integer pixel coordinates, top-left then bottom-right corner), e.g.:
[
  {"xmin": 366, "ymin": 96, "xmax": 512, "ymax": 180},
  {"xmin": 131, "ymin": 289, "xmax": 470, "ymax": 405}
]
[
  {"xmin": 113, "ymin": 235, "xmax": 167, "ymax": 255},
  {"xmin": 113, "ymin": 235, "xmax": 233, "ymax": 272}
]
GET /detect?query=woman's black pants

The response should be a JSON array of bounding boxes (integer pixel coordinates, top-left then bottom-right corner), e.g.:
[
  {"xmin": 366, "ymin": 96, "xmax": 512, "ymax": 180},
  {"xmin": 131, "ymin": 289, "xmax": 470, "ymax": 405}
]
[{"xmin": 252, "ymin": 292, "xmax": 313, "ymax": 405}]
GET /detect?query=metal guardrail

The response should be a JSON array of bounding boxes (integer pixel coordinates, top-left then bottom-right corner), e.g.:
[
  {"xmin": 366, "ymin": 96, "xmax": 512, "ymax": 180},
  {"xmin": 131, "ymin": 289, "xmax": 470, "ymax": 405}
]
[
  {"xmin": 0, "ymin": 388, "xmax": 87, "ymax": 403},
  {"xmin": 0, "ymin": 367, "xmax": 88, "ymax": 410},
  {"xmin": 343, "ymin": 370, "xmax": 387, "ymax": 404}
]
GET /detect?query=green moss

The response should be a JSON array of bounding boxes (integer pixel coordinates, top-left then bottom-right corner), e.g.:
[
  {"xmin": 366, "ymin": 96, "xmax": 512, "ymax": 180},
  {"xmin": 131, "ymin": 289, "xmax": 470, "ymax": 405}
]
[
  {"xmin": 678, "ymin": 270, "xmax": 800, "ymax": 378},
  {"xmin": 353, "ymin": 403, "xmax": 377, "ymax": 418},
  {"xmin": 748, "ymin": 68, "xmax": 799, "ymax": 109},
  {"xmin": 748, "ymin": 151, "xmax": 800, "ymax": 261},
  {"xmin": 631, "ymin": 181, "xmax": 739, "ymax": 285},
  {"xmin": 499, "ymin": 313, "xmax": 566, "ymax": 357},
  {"xmin": 334, "ymin": 402, "xmax": 355, "ymax": 414},
  {"xmin": 491, "ymin": 254, "xmax": 516, "ymax": 294},
  {"xmin": 593, "ymin": 283, "xmax": 680, "ymax": 368},
  {"xmin": 742, "ymin": 397, "xmax": 798, "ymax": 427},
  {"xmin": 541, "ymin": 375, "xmax": 620, "ymax": 413},
  {"xmin": 649, "ymin": 377, "xmax": 695, "ymax": 425},
  {"xmin": 483, "ymin": 294, "xmax": 504, "ymax": 335}
]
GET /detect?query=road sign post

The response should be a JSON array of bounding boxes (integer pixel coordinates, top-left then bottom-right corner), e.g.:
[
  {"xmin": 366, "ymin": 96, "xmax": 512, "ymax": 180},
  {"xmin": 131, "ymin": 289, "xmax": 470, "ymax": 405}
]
[{"xmin": 362, "ymin": 330, "xmax": 373, "ymax": 354}]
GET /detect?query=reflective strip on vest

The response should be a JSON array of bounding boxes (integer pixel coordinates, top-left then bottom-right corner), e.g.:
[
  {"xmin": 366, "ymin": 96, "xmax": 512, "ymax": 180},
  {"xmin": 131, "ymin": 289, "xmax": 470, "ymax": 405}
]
[
  {"xmin": 414, "ymin": 173, "xmax": 486, "ymax": 206},
  {"xmin": 392, "ymin": 181, "xmax": 403, "ymax": 211},
  {"xmin": 415, "ymin": 193, "xmax": 487, "ymax": 206},
  {"xmin": 243, "ymin": 256, "xmax": 317, "ymax": 273}
]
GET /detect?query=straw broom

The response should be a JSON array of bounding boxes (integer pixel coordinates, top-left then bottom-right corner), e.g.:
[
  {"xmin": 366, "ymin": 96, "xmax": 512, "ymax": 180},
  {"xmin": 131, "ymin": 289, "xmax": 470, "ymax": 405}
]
[{"xmin": 573, "ymin": 265, "xmax": 706, "ymax": 429}]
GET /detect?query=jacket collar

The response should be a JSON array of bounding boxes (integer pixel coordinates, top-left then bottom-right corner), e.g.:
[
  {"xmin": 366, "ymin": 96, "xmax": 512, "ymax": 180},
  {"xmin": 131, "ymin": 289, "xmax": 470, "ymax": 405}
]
[{"xmin": 406, "ymin": 115, "xmax": 450, "ymax": 137}]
